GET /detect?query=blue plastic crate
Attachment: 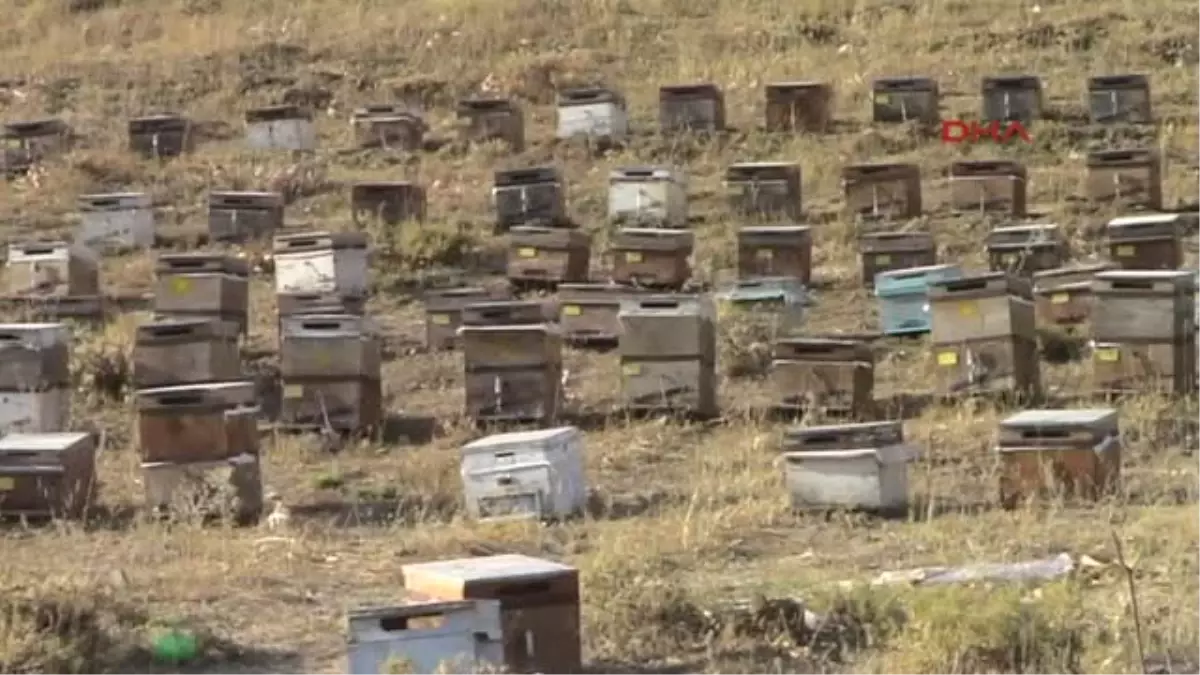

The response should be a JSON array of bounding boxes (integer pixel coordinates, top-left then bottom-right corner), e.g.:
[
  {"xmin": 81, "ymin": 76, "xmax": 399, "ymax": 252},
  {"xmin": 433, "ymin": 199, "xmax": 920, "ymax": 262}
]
[{"xmin": 875, "ymin": 263, "xmax": 963, "ymax": 335}]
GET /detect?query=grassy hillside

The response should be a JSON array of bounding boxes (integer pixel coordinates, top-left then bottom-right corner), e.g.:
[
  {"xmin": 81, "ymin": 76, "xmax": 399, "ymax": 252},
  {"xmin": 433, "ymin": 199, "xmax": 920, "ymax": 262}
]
[{"xmin": 0, "ymin": 0, "xmax": 1198, "ymax": 672}]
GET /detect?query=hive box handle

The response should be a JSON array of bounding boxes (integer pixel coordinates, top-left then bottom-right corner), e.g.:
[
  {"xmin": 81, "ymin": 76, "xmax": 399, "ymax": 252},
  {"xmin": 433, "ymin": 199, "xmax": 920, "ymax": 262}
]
[
  {"xmin": 641, "ymin": 300, "xmax": 680, "ymax": 309},
  {"xmin": 168, "ymin": 259, "xmax": 204, "ymax": 269},
  {"xmin": 4, "ymin": 451, "xmax": 37, "ymax": 459},
  {"xmin": 667, "ymin": 86, "xmax": 703, "ymax": 95},
  {"xmin": 1021, "ymin": 429, "xmax": 1070, "ymax": 438},
  {"xmin": 378, "ymin": 611, "xmax": 448, "ymax": 632},
  {"xmin": 494, "ymin": 451, "xmax": 515, "ymax": 459},
  {"xmin": 802, "ymin": 433, "xmax": 840, "ymax": 445},
  {"xmin": 22, "ymin": 246, "xmax": 55, "ymax": 255},
  {"xmin": 480, "ymin": 309, "xmax": 509, "ymax": 319},
  {"xmin": 1102, "ymin": 151, "xmax": 1136, "ymax": 162},
  {"xmin": 1110, "ymin": 280, "xmax": 1153, "ymax": 290},
  {"xmin": 91, "ymin": 199, "xmax": 119, "ymax": 207},
  {"xmin": 492, "ymin": 581, "xmax": 552, "ymax": 596},
  {"xmin": 944, "ymin": 279, "xmax": 987, "ymax": 292},
  {"xmin": 301, "ymin": 321, "xmax": 343, "ymax": 330},
  {"xmin": 285, "ymin": 238, "xmax": 318, "ymax": 248},
  {"xmin": 150, "ymin": 325, "xmax": 193, "ymax": 337},
  {"xmin": 155, "ymin": 394, "xmax": 202, "ymax": 405},
  {"xmin": 0, "ymin": 333, "xmax": 20, "ymax": 341},
  {"xmin": 496, "ymin": 476, "xmax": 514, "ymax": 486},
  {"xmin": 623, "ymin": 170, "xmax": 653, "ymax": 178}
]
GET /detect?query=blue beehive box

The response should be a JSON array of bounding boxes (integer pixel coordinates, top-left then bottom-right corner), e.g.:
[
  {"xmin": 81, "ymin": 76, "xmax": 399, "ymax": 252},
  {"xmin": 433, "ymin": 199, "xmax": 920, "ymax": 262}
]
[
  {"xmin": 875, "ymin": 263, "xmax": 963, "ymax": 335},
  {"xmin": 717, "ymin": 276, "xmax": 807, "ymax": 332}
]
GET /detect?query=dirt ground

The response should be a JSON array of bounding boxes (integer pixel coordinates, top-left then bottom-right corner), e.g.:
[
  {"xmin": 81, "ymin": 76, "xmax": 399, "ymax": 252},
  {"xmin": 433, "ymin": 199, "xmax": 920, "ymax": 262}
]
[{"xmin": 0, "ymin": 0, "xmax": 1198, "ymax": 672}]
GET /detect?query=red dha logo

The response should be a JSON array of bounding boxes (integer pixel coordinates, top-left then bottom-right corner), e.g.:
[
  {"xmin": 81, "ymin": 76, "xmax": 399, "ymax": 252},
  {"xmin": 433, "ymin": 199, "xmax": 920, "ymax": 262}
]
[{"xmin": 941, "ymin": 120, "xmax": 1032, "ymax": 144}]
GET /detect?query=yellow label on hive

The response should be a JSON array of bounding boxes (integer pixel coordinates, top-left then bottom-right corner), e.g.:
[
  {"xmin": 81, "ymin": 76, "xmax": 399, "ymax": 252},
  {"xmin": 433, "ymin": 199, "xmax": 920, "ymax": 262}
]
[
  {"xmin": 874, "ymin": 94, "xmax": 890, "ymax": 105},
  {"xmin": 625, "ymin": 251, "xmax": 643, "ymax": 263},
  {"xmin": 957, "ymin": 301, "xmax": 978, "ymax": 317},
  {"xmin": 1115, "ymin": 245, "xmax": 1135, "ymax": 257},
  {"xmin": 430, "ymin": 313, "xmax": 451, "ymax": 325},
  {"xmin": 169, "ymin": 277, "xmax": 193, "ymax": 295},
  {"xmin": 283, "ymin": 384, "xmax": 304, "ymax": 398},
  {"xmin": 563, "ymin": 305, "xmax": 582, "ymax": 316},
  {"xmin": 875, "ymin": 254, "xmax": 891, "ymax": 265},
  {"xmin": 936, "ymin": 351, "xmax": 958, "ymax": 366},
  {"xmin": 1095, "ymin": 347, "xmax": 1119, "ymax": 362},
  {"xmin": 0, "ymin": 476, "xmax": 13, "ymax": 491},
  {"xmin": 314, "ymin": 350, "xmax": 331, "ymax": 368},
  {"xmin": 1050, "ymin": 292, "xmax": 1069, "ymax": 304},
  {"xmin": 755, "ymin": 248, "xmax": 774, "ymax": 260},
  {"xmin": 518, "ymin": 247, "xmax": 538, "ymax": 258},
  {"xmin": 622, "ymin": 362, "xmax": 641, "ymax": 376}
]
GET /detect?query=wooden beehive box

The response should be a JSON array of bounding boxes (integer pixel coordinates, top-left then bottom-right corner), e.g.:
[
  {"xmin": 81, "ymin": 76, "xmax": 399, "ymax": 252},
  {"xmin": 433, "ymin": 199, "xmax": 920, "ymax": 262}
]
[
  {"xmin": 5, "ymin": 240, "xmax": 100, "ymax": 298},
  {"xmin": 609, "ymin": 228, "xmax": 693, "ymax": 289},
  {"xmin": 458, "ymin": 323, "xmax": 563, "ymax": 424},
  {"xmin": 1105, "ymin": 213, "xmax": 1189, "ymax": 270},
  {"xmin": 764, "ymin": 81, "xmax": 832, "ymax": 132},
  {"xmin": 857, "ymin": 231, "xmax": 936, "ymax": 288},
  {"xmin": 0, "ymin": 322, "xmax": 71, "ymax": 393},
  {"xmin": 128, "ymin": 113, "xmax": 193, "ymax": 158},
  {"xmin": 871, "ymin": 76, "xmax": 940, "ymax": 124},
  {"xmin": 273, "ymin": 230, "xmax": 370, "ymax": 297},
  {"xmin": 781, "ymin": 421, "xmax": 914, "ymax": 514},
  {"xmin": 3, "ymin": 118, "xmax": 71, "ymax": 159},
  {"xmin": 423, "ymin": 287, "xmax": 510, "ymax": 351},
  {"xmin": 1092, "ymin": 335, "xmax": 1197, "ymax": 396},
  {"xmin": 207, "ymin": 191, "xmax": 284, "ymax": 242},
  {"xmin": 725, "ymin": 162, "xmax": 803, "ymax": 221},
  {"xmin": 132, "ymin": 317, "xmax": 242, "ymax": 389},
  {"xmin": 153, "ymin": 253, "xmax": 250, "ymax": 334},
  {"xmin": 0, "ymin": 432, "xmax": 96, "ymax": 519},
  {"xmin": 948, "ymin": 159, "xmax": 1027, "ymax": 217},
  {"xmin": 1087, "ymin": 74, "xmax": 1152, "ymax": 124},
  {"xmin": 77, "ymin": 192, "xmax": 156, "ymax": 252},
  {"xmin": 736, "ymin": 225, "xmax": 813, "ymax": 284},
  {"xmin": 607, "ymin": 166, "xmax": 689, "ymax": 229},
  {"xmin": 401, "ymin": 554, "xmax": 582, "ymax": 674},
  {"xmin": 981, "ymin": 75, "xmax": 1043, "ymax": 123},
  {"xmin": 351, "ymin": 104, "xmax": 426, "ymax": 151},
  {"xmin": 770, "ymin": 337, "xmax": 874, "ymax": 418},
  {"xmin": 557, "ymin": 282, "xmax": 643, "ymax": 347},
  {"xmin": 350, "ymin": 181, "xmax": 427, "ymax": 225},
  {"xmin": 1031, "ymin": 263, "xmax": 1116, "ymax": 334},
  {"xmin": 135, "ymin": 381, "xmax": 260, "ymax": 464},
  {"xmin": 658, "ymin": 83, "xmax": 726, "ymax": 134},
  {"xmin": 244, "ymin": 104, "xmax": 315, "ymax": 151},
  {"xmin": 460, "ymin": 426, "xmax": 587, "ymax": 522},
  {"xmin": 492, "ymin": 166, "xmax": 567, "ymax": 231},
  {"xmin": 345, "ymin": 597, "xmax": 504, "ymax": 675},
  {"xmin": 1085, "ymin": 148, "xmax": 1162, "ymax": 210},
  {"xmin": 996, "ymin": 408, "xmax": 1120, "ymax": 508},
  {"xmin": 875, "ymin": 264, "xmax": 964, "ymax": 337},
  {"xmin": 555, "ymin": 87, "xmax": 628, "ymax": 143},
  {"xmin": 279, "ymin": 314, "xmax": 383, "ymax": 432},
  {"xmin": 506, "ymin": 226, "xmax": 590, "ymax": 288},
  {"xmin": 984, "ymin": 223, "xmax": 1066, "ymax": 277},
  {"xmin": 842, "ymin": 162, "xmax": 922, "ymax": 220},
  {"xmin": 617, "ymin": 294, "xmax": 718, "ymax": 418},
  {"xmin": 455, "ymin": 97, "xmax": 525, "ymax": 151},
  {"xmin": 461, "ymin": 299, "xmax": 554, "ymax": 328},
  {"xmin": 1091, "ymin": 269, "xmax": 1196, "ymax": 343}
]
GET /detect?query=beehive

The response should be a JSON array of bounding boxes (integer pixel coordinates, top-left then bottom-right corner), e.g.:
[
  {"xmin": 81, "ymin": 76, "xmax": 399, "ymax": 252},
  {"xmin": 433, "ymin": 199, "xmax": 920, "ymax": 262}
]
[
  {"xmin": 5, "ymin": 240, "xmax": 100, "ymax": 297},
  {"xmin": 133, "ymin": 317, "xmax": 242, "ymax": 389},
  {"xmin": 127, "ymin": 114, "xmax": 193, "ymax": 158},
  {"xmin": 658, "ymin": 83, "xmax": 726, "ymax": 134},
  {"xmin": 1, "ymin": 146, "xmax": 32, "ymax": 178},
  {"xmin": 1091, "ymin": 270, "xmax": 1197, "ymax": 395},
  {"xmin": 207, "ymin": 191, "xmax": 284, "ymax": 242},
  {"xmin": 928, "ymin": 272, "xmax": 1040, "ymax": 398},
  {"xmin": 460, "ymin": 426, "xmax": 587, "ymax": 522},
  {"xmin": 618, "ymin": 294, "xmax": 718, "ymax": 417},
  {"xmin": 842, "ymin": 163, "xmax": 922, "ymax": 220},
  {"xmin": 857, "ymin": 231, "xmax": 937, "ymax": 289},
  {"xmin": 506, "ymin": 226, "xmax": 590, "ymax": 287},
  {"xmin": 948, "ymin": 160, "xmax": 1028, "ymax": 216},
  {"xmin": 771, "ymin": 337, "xmax": 874, "ymax": 417},
  {"xmin": 557, "ymin": 282, "xmax": 642, "ymax": 346},
  {"xmin": 401, "ymin": 554, "xmax": 582, "ymax": 674},
  {"xmin": 764, "ymin": 81, "xmax": 832, "ymax": 132},
  {"xmin": 492, "ymin": 166, "xmax": 567, "ymax": 231},
  {"xmin": 0, "ymin": 322, "xmax": 71, "ymax": 434},
  {"xmin": 140, "ymin": 452, "xmax": 263, "ymax": 524},
  {"xmin": 280, "ymin": 314, "xmax": 383, "ymax": 432},
  {"xmin": 782, "ymin": 421, "xmax": 914, "ymax": 514},
  {"xmin": 981, "ymin": 75, "xmax": 1043, "ymax": 123},
  {"xmin": 716, "ymin": 277, "xmax": 807, "ymax": 336},
  {"xmin": 345, "ymin": 598, "xmax": 504, "ymax": 675},
  {"xmin": 736, "ymin": 225, "xmax": 812, "ymax": 284},
  {"xmin": 153, "ymin": 253, "xmax": 250, "ymax": 334},
  {"xmin": 1085, "ymin": 148, "xmax": 1162, "ymax": 210},
  {"xmin": 135, "ymin": 381, "xmax": 259, "ymax": 464},
  {"xmin": 875, "ymin": 263, "xmax": 964, "ymax": 336},
  {"xmin": 351, "ymin": 104, "xmax": 426, "ymax": 151},
  {"xmin": 77, "ymin": 192, "xmax": 155, "ymax": 252},
  {"xmin": 423, "ymin": 287, "xmax": 510, "ymax": 351},
  {"xmin": 1087, "ymin": 74, "xmax": 1152, "ymax": 124},
  {"xmin": 276, "ymin": 290, "xmax": 368, "ymax": 340},
  {"xmin": 460, "ymin": 300, "xmax": 553, "ymax": 328},
  {"xmin": 608, "ymin": 166, "xmax": 688, "ymax": 228},
  {"xmin": 2, "ymin": 118, "xmax": 70, "ymax": 159},
  {"xmin": 0, "ymin": 388, "xmax": 70, "ymax": 434},
  {"xmin": 871, "ymin": 76, "xmax": 940, "ymax": 124},
  {"xmin": 244, "ymin": 104, "xmax": 315, "ymax": 151},
  {"xmin": 273, "ymin": 230, "xmax": 370, "ymax": 296},
  {"xmin": 458, "ymin": 323, "xmax": 563, "ymax": 424},
  {"xmin": 609, "ymin": 228, "xmax": 693, "ymax": 289},
  {"xmin": 1105, "ymin": 213, "xmax": 1188, "ymax": 270},
  {"xmin": 996, "ymin": 408, "xmax": 1120, "ymax": 507},
  {"xmin": 724, "ymin": 162, "xmax": 803, "ymax": 221},
  {"xmin": 350, "ymin": 181, "xmax": 426, "ymax": 225},
  {"xmin": 0, "ymin": 432, "xmax": 96, "ymax": 519},
  {"xmin": 555, "ymin": 87, "xmax": 628, "ymax": 143},
  {"xmin": 455, "ymin": 97, "xmax": 525, "ymax": 151},
  {"xmin": 984, "ymin": 223, "xmax": 1066, "ymax": 277},
  {"xmin": 1031, "ymin": 263, "xmax": 1116, "ymax": 334}
]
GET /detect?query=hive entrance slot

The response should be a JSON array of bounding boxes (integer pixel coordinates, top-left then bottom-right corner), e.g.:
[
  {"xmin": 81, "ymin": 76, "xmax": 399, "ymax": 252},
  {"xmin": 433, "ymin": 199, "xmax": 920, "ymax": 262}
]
[
  {"xmin": 301, "ymin": 321, "xmax": 342, "ymax": 330},
  {"xmin": 945, "ymin": 279, "xmax": 987, "ymax": 292},
  {"xmin": 91, "ymin": 199, "xmax": 119, "ymax": 207},
  {"xmin": 1110, "ymin": 280, "xmax": 1153, "ymax": 290},
  {"xmin": 156, "ymin": 394, "xmax": 202, "ymax": 405},
  {"xmin": 286, "ymin": 239, "xmax": 318, "ymax": 247},
  {"xmin": 150, "ymin": 326, "xmax": 192, "ymax": 337},
  {"xmin": 641, "ymin": 301, "xmax": 679, "ymax": 309},
  {"xmin": 378, "ymin": 612, "xmax": 447, "ymax": 632},
  {"xmin": 4, "ymin": 451, "xmax": 37, "ymax": 459},
  {"xmin": 1021, "ymin": 428, "xmax": 1070, "ymax": 439},
  {"xmin": 492, "ymin": 581, "xmax": 552, "ymax": 596},
  {"xmin": 22, "ymin": 247, "xmax": 55, "ymax": 255}
]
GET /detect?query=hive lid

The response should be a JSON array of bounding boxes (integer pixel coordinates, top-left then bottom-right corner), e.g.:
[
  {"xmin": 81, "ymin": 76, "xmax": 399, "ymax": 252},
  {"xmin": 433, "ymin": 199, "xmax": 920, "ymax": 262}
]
[
  {"xmin": 1000, "ymin": 408, "xmax": 1118, "ymax": 429},
  {"xmin": 402, "ymin": 554, "xmax": 576, "ymax": 584},
  {"xmin": 462, "ymin": 426, "xmax": 579, "ymax": 453},
  {"xmin": 0, "ymin": 432, "xmax": 92, "ymax": 452},
  {"xmin": 0, "ymin": 322, "xmax": 68, "ymax": 332},
  {"xmin": 135, "ymin": 380, "xmax": 257, "ymax": 397},
  {"xmin": 1107, "ymin": 213, "xmax": 1192, "ymax": 227}
]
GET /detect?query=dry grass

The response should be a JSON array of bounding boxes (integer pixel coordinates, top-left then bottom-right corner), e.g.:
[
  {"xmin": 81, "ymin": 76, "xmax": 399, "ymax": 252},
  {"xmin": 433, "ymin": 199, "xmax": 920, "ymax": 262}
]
[{"xmin": 0, "ymin": 0, "xmax": 1198, "ymax": 672}]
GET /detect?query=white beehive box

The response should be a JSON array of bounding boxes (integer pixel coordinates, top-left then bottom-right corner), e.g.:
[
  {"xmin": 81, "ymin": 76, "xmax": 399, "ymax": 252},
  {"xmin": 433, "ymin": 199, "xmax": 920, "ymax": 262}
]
[
  {"xmin": 555, "ymin": 87, "xmax": 629, "ymax": 143},
  {"xmin": 5, "ymin": 240, "xmax": 100, "ymax": 297},
  {"xmin": 0, "ymin": 388, "xmax": 70, "ymax": 434},
  {"xmin": 460, "ymin": 426, "xmax": 586, "ymax": 522},
  {"xmin": 76, "ymin": 192, "xmax": 155, "ymax": 251},
  {"xmin": 608, "ymin": 166, "xmax": 688, "ymax": 228},
  {"xmin": 244, "ymin": 104, "xmax": 316, "ymax": 151},
  {"xmin": 346, "ymin": 598, "xmax": 504, "ymax": 675},
  {"xmin": 272, "ymin": 230, "xmax": 370, "ymax": 296},
  {"xmin": 781, "ymin": 422, "xmax": 917, "ymax": 514}
]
